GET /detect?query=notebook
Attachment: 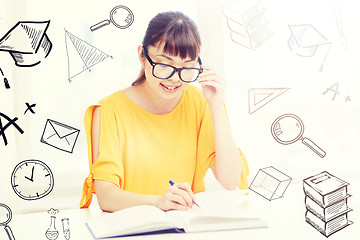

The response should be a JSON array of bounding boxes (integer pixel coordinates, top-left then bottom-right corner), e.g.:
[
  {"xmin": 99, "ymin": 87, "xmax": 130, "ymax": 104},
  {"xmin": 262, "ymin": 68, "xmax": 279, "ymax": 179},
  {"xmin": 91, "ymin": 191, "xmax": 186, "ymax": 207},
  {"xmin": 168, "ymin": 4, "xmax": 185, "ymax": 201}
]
[{"xmin": 86, "ymin": 203, "xmax": 267, "ymax": 238}]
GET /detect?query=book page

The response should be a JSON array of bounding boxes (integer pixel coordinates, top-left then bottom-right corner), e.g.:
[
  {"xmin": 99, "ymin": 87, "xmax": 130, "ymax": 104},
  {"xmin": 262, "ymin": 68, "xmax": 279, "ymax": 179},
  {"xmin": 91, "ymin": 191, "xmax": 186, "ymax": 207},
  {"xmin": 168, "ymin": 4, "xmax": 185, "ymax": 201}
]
[
  {"xmin": 165, "ymin": 204, "xmax": 267, "ymax": 233},
  {"xmin": 86, "ymin": 205, "xmax": 179, "ymax": 238}
]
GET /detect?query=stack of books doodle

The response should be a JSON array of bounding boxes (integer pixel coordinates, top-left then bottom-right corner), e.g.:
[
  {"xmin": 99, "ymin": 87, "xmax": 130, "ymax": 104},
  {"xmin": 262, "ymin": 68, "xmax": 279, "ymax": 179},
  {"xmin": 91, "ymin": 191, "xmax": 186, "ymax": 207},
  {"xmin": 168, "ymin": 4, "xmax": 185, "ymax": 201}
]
[
  {"xmin": 222, "ymin": 0, "xmax": 272, "ymax": 50},
  {"xmin": 303, "ymin": 171, "xmax": 353, "ymax": 237}
]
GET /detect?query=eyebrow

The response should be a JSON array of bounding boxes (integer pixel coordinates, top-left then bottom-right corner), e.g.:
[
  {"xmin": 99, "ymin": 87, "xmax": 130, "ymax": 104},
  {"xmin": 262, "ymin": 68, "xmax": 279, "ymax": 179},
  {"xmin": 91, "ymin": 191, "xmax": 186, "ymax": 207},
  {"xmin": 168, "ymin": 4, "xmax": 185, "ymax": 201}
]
[{"xmin": 157, "ymin": 54, "xmax": 196, "ymax": 63}]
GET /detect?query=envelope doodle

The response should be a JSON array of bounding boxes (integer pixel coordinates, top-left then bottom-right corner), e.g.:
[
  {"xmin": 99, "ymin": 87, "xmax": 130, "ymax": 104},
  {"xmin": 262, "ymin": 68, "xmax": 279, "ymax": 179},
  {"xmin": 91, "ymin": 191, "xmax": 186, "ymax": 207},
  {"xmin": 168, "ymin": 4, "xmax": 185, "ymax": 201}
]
[{"xmin": 40, "ymin": 119, "xmax": 80, "ymax": 153}]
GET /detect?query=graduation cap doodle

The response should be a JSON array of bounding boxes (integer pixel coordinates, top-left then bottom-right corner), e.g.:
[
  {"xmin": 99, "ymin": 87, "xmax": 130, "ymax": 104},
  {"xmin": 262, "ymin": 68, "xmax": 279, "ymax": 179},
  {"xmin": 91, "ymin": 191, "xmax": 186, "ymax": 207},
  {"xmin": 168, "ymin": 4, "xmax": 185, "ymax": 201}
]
[
  {"xmin": 288, "ymin": 24, "xmax": 331, "ymax": 71},
  {"xmin": 0, "ymin": 20, "xmax": 52, "ymax": 67}
]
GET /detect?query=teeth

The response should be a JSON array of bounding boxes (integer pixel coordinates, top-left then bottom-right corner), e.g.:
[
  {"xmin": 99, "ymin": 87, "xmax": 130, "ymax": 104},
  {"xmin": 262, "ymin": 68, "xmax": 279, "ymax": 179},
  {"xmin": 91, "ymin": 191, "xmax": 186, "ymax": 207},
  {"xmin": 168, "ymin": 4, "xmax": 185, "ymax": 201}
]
[{"xmin": 164, "ymin": 85, "xmax": 177, "ymax": 90}]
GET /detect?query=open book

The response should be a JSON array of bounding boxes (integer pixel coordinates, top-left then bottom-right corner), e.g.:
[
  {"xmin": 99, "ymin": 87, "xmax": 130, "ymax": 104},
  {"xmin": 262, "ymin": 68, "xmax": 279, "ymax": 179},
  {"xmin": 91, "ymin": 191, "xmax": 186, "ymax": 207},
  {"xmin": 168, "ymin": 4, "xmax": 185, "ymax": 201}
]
[{"xmin": 86, "ymin": 201, "xmax": 267, "ymax": 238}]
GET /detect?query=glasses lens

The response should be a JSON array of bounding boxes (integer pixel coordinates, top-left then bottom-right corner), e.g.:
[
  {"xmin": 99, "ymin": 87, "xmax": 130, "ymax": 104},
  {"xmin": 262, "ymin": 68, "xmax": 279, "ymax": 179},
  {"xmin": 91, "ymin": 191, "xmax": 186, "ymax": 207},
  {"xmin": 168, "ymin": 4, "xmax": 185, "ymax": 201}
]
[
  {"xmin": 153, "ymin": 64, "xmax": 175, "ymax": 79},
  {"xmin": 180, "ymin": 69, "xmax": 201, "ymax": 82}
]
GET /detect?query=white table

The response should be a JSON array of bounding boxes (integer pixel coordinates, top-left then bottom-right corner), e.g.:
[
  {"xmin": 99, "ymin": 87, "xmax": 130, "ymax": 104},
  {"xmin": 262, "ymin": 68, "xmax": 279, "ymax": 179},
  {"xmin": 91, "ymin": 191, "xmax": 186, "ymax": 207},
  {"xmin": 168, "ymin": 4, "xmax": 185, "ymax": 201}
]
[{"xmin": 2, "ymin": 181, "xmax": 359, "ymax": 240}]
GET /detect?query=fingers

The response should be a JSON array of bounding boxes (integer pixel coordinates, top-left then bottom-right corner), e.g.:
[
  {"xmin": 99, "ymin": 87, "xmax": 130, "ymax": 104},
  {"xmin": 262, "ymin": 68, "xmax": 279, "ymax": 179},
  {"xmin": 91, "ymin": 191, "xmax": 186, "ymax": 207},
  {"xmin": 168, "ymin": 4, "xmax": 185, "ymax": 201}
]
[
  {"xmin": 158, "ymin": 182, "xmax": 195, "ymax": 211},
  {"xmin": 198, "ymin": 66, "xmax": 226, "ymax": 88}
]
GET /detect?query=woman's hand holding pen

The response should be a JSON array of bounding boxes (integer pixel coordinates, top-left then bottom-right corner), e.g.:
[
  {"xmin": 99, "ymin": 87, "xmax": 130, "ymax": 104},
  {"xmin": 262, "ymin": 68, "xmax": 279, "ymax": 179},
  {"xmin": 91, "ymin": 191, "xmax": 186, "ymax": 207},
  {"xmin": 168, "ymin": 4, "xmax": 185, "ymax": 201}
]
[
  {"xmin": 198, "ymin": 65, "xmax": 226, "ymax": 112},
  {"xmin": 156, "ymin": 182, "xmax": 195, "ymax": 211}
]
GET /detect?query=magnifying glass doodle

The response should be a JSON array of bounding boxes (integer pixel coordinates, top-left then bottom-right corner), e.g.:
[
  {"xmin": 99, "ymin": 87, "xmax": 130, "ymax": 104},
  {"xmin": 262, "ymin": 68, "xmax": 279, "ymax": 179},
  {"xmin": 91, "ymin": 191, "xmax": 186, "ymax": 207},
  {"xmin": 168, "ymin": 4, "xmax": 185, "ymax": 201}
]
[
  {"xmin": 0, "ymin": 203, "xmax": 15, "ymax": 240},
  {"xmin": 90, "ymin": 5, "xmax": 134, "ymax": 31},
  {"xmin": 271, "ymin": 114, "xmax": 326, "ymax": 158}
]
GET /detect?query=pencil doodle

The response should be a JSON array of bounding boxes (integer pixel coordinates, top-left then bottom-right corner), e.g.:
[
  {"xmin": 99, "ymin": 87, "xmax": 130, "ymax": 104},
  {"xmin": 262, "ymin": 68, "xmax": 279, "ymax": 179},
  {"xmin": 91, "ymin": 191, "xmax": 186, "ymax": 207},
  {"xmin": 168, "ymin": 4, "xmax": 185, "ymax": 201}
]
[
  {"xmin": 332, "ymin": 0, "xmax": 347, "ymax": 49},
  {"xmin": 303, "ymin": 171, "xmax": 353, "ymax": 237},
  {"xmin": 40, "ymin": 119, "xmax": 80, "ymax": 153},
  {"xmin": 0, "ymin": 21, "xmax": 52, "ymax": 67},
  {"xmin": 288, "ymin": 24, "xmax": 332, "ymax": 72},
  {"xmin": 46, "ymin": 208, "xmax": 59, "ymax": 240},
  {"xmin": 0, "ymin": 203, "xmax": 16, "ymax": 240},
  {"xmin": 90, "ymin": 5, "xmax": 134, "ymax": 31},
  {"xmin": 271, "ymin": 114, "xmax": 326, "ymax": 158},
  {"xmin": 11, "ymin": 159, "xmax": 54, "ymax": 200},
  {"xmin": 24, "ymin": 102, "xmax": 36, "ymax": 115},
  {"xmin": 64, "ymin": 30, "xmax": 112, "ymax": 82},
  {"xmin": 323, "ymin": 82, "xmax": 351, "ymax": 102},
  {"xmin": 0, "ymin": 67, "xmax": 10, "ymax": 89},
  {"xmin": 0, "ymin": 112, "xmax": 24, "ymax": 147},
  {"xmin": 248, "ymin": 88, "xmax": 290, "ymax": 114},
  {"xmin": 249, "ymin": 166, "xmax": 292, "ymax": 201},
  {"xmin": 222, "ymin": 0, "xmax": 272, "ymax": 50}
]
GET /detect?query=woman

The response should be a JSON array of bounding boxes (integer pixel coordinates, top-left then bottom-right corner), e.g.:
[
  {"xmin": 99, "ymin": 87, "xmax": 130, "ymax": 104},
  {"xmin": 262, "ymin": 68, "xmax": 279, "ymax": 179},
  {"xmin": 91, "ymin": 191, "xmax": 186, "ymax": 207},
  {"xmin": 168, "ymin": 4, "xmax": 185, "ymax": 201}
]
[{"xmin": 80, "ymin": 11, "xmax": 248, "ymax": 212}]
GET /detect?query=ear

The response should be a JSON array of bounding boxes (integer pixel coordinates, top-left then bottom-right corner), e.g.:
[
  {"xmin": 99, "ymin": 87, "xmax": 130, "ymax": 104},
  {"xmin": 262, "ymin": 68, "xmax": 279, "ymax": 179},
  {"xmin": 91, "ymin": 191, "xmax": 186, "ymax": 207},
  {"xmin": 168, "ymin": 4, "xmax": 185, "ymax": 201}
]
[{"xmin": 137, "ymin": 45, "xmax": 145, "ymax": 67}]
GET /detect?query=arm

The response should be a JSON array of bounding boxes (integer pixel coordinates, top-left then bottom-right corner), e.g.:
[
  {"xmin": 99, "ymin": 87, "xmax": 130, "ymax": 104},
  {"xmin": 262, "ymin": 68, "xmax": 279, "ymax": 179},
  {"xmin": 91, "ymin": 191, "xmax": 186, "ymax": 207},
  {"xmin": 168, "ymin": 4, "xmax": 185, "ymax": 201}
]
[
  {"xmin": 91, "ymin": 107, "xmax": 195, "ymax": 212},
  {"xmin": 198, "ymin": 66, "xmax": 242, "ymax": 190}
]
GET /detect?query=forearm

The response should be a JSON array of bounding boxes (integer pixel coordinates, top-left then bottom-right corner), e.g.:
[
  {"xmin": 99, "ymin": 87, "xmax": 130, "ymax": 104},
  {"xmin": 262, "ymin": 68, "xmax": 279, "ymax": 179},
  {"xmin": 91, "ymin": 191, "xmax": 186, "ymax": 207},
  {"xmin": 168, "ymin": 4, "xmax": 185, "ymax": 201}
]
[
  {"xmin": 94, "ymin": 179, "xmax": 160, "ymax": 212},
  {"xmin": 211, "ymin": 106, "xmax": 242, "ymax": 189}
]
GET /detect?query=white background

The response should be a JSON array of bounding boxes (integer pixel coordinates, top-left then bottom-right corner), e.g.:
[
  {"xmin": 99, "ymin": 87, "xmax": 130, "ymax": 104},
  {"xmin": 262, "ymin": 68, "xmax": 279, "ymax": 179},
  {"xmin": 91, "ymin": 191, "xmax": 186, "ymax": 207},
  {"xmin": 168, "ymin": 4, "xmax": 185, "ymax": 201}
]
[{"xmin": 0, "ymin": 0, "xmax": 359, "ymax": 224}]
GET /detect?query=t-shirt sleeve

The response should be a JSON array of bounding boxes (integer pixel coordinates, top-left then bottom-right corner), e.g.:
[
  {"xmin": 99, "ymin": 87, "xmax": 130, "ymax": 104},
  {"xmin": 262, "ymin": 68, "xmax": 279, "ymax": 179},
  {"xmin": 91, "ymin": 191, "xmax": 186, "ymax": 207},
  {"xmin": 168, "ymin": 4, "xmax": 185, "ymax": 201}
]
[
  {"xmin": 91, "ymin": 102, "xmax": 124, "ymax": 188},
  {"xmin": 80, "ymin": 102, "xmax": 124, "ymax": 208}
]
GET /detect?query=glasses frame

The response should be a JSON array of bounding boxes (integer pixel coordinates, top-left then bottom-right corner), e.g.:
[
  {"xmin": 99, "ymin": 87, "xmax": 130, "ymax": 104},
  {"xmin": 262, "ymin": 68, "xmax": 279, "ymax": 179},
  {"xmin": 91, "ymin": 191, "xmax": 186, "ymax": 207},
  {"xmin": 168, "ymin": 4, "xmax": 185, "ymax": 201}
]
[{"xmin": 143, "ymin": 47, "xmax": 203, "ymax": 83}]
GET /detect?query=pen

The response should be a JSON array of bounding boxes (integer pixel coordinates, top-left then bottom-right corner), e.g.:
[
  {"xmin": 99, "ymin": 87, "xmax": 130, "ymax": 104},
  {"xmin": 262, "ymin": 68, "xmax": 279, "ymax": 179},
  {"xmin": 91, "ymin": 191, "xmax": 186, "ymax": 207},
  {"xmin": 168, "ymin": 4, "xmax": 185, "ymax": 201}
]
[{"xmin": 169, "ymin": 180, "xmax": 201, "ymax": 208}]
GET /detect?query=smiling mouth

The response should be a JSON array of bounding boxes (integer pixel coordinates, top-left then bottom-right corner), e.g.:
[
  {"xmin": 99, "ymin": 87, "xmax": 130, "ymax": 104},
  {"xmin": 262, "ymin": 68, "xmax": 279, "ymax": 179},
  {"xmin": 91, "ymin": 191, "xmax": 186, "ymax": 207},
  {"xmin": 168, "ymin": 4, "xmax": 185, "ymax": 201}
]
[{"xmin": 160, "ymin": 83, "xmax": 181, "ymax": 91}]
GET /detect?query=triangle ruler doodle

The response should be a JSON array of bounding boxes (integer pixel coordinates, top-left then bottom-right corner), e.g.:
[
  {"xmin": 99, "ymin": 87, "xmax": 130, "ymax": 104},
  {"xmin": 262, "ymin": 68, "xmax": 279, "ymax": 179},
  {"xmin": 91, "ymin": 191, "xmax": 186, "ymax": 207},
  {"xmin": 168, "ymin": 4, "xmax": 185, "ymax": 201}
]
[
  {"xmin": 248, "ymin": 88, "xmax": 290, "ymax": 114},
  {"xmin": 65, "ymin": 29, "xmax": 111, "ymax": 82}
]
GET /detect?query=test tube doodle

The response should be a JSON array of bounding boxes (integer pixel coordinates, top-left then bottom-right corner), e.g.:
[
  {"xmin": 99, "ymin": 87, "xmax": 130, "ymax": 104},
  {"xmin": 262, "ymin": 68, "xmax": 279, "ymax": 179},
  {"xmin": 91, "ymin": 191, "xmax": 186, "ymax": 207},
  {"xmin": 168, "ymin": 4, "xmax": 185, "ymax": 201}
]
[{"xmin": 62, "ymin": 218, "xmax": 70, "ymax": 240}]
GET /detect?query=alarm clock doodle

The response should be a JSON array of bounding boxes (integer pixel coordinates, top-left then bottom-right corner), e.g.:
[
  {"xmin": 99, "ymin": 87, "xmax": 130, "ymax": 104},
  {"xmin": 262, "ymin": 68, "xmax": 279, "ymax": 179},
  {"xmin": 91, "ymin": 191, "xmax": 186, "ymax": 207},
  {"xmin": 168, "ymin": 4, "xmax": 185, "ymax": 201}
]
[{"xmin": 11, "ymin": 159, "xmax": 54, "ymax": 200}]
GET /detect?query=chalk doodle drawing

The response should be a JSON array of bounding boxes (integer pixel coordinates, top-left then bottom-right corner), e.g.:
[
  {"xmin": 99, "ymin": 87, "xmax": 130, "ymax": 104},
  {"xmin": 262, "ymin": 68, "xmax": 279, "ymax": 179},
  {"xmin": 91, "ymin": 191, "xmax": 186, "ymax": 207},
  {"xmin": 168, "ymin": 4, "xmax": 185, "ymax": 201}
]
[
  {"xmin": 303, "ymin": 171, "xmax": 353, "ymax": 237},
  {"xmin": 11, "ymin": 159, "xmax": 54, "ymax": 200},
  {"xmin": 288, "ymin": 24, "xmax": 331, "ymax": 72},
  {"xmin": 40, "ymin": 119, "xmax": 80, "ymax": 153},
  {"xmin": 90, "ymin": 5, "xmax": 134, "ymax": 31},
  {"xmin": 64, "ymin": 30, "xmax": 112, "ymax": 82},
  {"xmin": 0, "ymin": 203, "xmax": 16, "ymax": 240},
  {"xmin": 0, "ymin": 67, "xmax": 10, "ymax": 89},
  {"xmin": 0, "ymin": 112, "xmax": 24, "ymax": 147},
  {"xmin": 24, "ymin": 102, "xmax": 36, "ymax": 115},
  {"xmin": 332, "ymin": 0, "xmax": 347, "ymax": 49},
  {"xmin": 46, "ymin": 208, "xmax": 59, "ymax": 240},
  {"xmin": 323, "ymin": 82, "xmax": 351, "ymax": 102},
  {"xmin": 45, "ymin": 209, "xmax": 71, "ymax": 240},
  {"xmin": 0, "ymin": 21, "xmax": 52, "ymax": 67},
  {"xmin": 222, "ymin": 0, "xmax": 272, "ymax": 50},
  {"xmin": 249, "ymin": 166, "xmax": 292, "ymax": 201},
  {"xmin": 61, "ymin": 218, "xmax": 70, "ymax": 240},
  {"xmin": 271, "ymin": 114, "xmax": 326, "ymax": 158},
  {"xmin": 248, "ymin": 88, "xmax": 290, "ymax": 114}
]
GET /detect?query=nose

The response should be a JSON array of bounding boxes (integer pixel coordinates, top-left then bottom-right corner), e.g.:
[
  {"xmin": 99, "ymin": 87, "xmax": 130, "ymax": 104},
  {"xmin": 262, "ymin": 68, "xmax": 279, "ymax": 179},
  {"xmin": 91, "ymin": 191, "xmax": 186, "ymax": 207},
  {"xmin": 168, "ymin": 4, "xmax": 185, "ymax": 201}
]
[{"xmin": 168, "ymin": 69, "xmax": 182, "ymax": 82}]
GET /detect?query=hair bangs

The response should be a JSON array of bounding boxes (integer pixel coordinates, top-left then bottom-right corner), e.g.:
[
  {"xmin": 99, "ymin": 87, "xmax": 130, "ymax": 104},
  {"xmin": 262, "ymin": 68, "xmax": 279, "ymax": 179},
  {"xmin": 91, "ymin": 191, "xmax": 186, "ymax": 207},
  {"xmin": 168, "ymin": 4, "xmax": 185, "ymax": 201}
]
[{"xmin": 160, "ymin": 20, "xmax": 201, "ymax": 60}]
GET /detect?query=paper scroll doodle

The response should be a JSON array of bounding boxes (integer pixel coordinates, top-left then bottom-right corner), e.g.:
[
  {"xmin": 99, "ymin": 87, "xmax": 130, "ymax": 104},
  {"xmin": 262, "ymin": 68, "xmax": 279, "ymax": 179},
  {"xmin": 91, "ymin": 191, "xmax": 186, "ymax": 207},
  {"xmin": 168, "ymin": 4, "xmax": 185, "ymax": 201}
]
[{"xmin": 0, "ymin": 21, "xmax": 52, "ymax": 67}]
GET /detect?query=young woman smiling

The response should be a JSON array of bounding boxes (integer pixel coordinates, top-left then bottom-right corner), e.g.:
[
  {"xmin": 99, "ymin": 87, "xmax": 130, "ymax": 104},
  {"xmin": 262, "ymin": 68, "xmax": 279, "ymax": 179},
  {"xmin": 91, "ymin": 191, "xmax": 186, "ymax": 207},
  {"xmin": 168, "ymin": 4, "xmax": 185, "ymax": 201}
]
[{"xmin": 80, "ymin": 11, "xmax": 249, "ymax": 212}]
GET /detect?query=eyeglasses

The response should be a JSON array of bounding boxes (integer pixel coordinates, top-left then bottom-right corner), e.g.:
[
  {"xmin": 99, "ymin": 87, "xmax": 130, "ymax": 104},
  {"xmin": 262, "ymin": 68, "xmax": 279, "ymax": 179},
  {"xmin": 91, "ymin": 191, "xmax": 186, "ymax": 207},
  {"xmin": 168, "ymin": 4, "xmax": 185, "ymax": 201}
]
[{"xmin": 143, "ymin": 47, "xmax": 203, "ymax": 83}]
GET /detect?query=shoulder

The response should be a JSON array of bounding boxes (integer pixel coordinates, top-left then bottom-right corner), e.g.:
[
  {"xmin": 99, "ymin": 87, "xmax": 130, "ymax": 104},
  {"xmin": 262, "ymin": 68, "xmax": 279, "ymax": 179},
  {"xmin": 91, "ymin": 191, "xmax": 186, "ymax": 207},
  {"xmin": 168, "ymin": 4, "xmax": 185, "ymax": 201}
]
[{"xmin": 96, "ymin": 90, "xmax": 127, "ymax": 111}]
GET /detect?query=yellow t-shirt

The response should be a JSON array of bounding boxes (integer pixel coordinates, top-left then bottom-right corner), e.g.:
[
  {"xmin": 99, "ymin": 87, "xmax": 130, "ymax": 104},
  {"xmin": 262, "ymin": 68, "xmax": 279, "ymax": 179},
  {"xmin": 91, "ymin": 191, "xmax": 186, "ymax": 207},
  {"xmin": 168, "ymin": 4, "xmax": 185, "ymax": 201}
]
[{"xmin": 80, "ymin": 85, "xmax": 249, "ymax": 208}]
